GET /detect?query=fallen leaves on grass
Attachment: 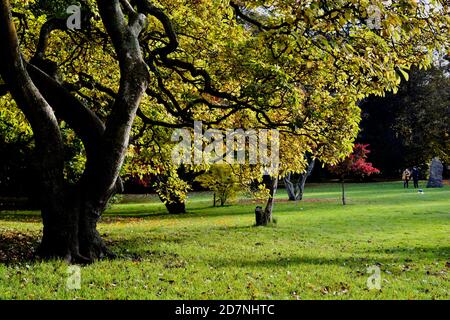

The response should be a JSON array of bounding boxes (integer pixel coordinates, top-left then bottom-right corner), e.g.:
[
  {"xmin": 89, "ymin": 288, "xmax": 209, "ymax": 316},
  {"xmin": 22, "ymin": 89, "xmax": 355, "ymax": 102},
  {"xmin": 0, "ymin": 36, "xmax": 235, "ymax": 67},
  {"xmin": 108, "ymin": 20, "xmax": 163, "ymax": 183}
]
[{"xmin": 0, "ymin": 230, "xmax": 39, "ymax": 264}]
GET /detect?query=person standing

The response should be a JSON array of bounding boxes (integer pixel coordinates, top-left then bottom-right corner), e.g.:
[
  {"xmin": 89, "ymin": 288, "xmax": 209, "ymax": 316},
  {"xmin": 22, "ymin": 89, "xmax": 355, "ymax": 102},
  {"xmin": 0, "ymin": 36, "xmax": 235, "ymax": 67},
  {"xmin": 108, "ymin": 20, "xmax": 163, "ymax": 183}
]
[
  {"xmin": 402, "ymin": 168, "xmax": 411, "ymax": 188},
  {"xmin": 411, "ymin": 166, "xmax": 420, "ymax": 188}
]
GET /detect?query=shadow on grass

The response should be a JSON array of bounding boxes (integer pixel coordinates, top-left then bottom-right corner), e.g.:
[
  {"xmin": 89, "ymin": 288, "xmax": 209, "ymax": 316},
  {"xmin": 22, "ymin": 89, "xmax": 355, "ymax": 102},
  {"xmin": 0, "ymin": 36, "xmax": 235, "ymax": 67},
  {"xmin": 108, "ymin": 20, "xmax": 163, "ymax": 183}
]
[
  {"xmin": 0, "ymin": 196, "xmax": 366, "ymax": 223},
  {"xmin": 0, "ymin": 211, "xmax": 42, "ymax": 222},
  {"xmin": 102, "ymin": 206, "xmax": 254, "ymax": 221},
  {"xmin": 0, "ymin": 228, "xmax": 191, "ymax": 265},
  {"xmin": 0, "ymin": 231, "xmax": 40, "ymax": 264},
  {"xmin": 206, "ymin": 255, "xmax": 395, "ymax": 269},
  {"xmin": 103, "ymin": 200, "xmax": 323, "ymax": 220},
  {"xmin": 2, "ymin": 225, "xmax": 448, "ymax": 269},
  {"xmin": 364, "ymin": 246, "xmax": 450, "ymax": 259},
  {"xmin": 107, "ymin": 234, "xmax": 192, "ymax": 263},
  {"xmin": 204, "ymin": 243, "xmax": 450, "ymax": 270}
]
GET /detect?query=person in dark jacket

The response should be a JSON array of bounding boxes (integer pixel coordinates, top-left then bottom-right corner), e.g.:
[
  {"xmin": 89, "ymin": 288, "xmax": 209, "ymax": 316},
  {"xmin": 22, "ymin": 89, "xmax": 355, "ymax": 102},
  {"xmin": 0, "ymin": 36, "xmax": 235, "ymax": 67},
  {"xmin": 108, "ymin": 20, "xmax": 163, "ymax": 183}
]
[{"xmin": 411, "ymin": 166, "xmax": 419, "ymax": 188}]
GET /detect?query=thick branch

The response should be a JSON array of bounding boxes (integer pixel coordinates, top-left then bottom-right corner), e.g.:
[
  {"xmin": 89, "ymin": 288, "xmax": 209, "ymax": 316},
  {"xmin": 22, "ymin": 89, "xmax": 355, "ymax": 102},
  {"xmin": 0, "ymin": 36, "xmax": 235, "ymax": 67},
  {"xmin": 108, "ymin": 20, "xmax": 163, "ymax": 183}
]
[
  {"xmin": 0, "ymin": 0, "xmax": 65, "ymax": 226},
  {"xmin": 81, "ymin": 0, "xmax": 149, "ymax": 214},
  {"xmin": 26, "ymin": 63, "xmax": 105, "ymax": 161},
  {"xmin": 134, "ymin": 0, "xmax": 178, "ymax": 57},
  {"xmin": 34, "ymin": 18, "xmax": 67, "ymax": 60}
]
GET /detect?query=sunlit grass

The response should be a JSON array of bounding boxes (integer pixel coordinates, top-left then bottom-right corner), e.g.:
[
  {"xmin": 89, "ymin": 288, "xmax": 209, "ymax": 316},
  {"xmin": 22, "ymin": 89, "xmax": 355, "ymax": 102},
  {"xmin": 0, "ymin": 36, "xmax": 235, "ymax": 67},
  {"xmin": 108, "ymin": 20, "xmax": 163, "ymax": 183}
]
[{"xmin": 0, "ymin": 181, "xmax": 448, "ymax": 299}]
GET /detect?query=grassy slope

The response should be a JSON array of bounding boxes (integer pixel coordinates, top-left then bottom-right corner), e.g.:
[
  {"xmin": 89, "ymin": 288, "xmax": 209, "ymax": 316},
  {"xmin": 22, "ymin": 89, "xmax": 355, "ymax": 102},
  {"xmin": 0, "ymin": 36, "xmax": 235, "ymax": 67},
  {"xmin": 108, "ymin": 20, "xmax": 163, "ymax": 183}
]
[{"xmin": 0, "ymin": 181, "xmax": 448, "ymax": 300}]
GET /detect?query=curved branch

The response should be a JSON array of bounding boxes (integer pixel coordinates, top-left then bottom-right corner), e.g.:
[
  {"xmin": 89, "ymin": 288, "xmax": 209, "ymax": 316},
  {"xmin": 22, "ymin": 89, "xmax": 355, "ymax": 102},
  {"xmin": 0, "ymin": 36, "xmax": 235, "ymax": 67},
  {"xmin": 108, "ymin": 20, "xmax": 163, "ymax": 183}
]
[
  {"xmin": 27, "ymin": 63, "xmax": 124, "ymax": 194},
  {"xmin": 134, "ymin": 0, "xmax": 178, "ymax": 57},
  {"xmin": 230, "ymin": 2, "xmax": 290, "ymax": 32},
  {"xmin": 0, "ymin": 0, "xmax": 65, "ymax": 223},
  {"xmin": 26, "ymin": 63, "xmax": 105, "ymax": 160},
  {"xmin": 34, "ymin": 18, "xmax": 67, "ymax": 60},
  {"xmin": 80, "ymin": 0, "xmax": 149, "ymax": 214}
]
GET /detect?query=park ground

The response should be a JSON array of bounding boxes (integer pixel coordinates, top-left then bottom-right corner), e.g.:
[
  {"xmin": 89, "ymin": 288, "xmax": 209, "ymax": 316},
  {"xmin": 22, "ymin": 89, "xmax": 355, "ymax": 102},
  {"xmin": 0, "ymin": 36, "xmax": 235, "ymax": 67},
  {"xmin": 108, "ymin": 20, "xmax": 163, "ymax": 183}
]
[{"xmin": 0, "ymin": 181, "xmax": 449, "ymax": 299}]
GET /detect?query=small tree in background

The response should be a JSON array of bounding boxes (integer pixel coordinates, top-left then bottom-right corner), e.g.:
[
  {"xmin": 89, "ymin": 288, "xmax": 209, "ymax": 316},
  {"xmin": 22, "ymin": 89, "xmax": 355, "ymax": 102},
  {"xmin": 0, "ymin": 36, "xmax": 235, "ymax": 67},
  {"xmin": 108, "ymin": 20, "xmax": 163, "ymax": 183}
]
[
  {"xmin": 195, "ymin": 165, "xmax": 240, "ymax": 207},
  {"xmin": 329, "ymin": 144, "xmax": 380, "ymax": 205}
]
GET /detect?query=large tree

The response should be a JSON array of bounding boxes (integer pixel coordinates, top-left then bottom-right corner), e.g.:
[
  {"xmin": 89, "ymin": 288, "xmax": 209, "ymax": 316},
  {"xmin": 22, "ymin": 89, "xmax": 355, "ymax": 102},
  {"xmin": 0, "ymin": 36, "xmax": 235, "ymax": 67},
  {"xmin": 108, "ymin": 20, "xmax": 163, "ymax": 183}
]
[
  {"xmin": 0, "ymin": 0, "xmax": 150, "ymax": 262},
  {"xmin": 0, "ymin": 0, "xmax": 448, "ymax": 262}
]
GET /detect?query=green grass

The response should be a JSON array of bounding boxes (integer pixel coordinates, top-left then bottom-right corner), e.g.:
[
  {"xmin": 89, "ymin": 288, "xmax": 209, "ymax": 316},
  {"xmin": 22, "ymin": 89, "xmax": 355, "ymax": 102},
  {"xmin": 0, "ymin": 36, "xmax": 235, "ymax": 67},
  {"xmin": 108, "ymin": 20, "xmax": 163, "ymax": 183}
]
[{"xmin": 0, "ymin": 181, "xmax": 449, "ymax": 300}]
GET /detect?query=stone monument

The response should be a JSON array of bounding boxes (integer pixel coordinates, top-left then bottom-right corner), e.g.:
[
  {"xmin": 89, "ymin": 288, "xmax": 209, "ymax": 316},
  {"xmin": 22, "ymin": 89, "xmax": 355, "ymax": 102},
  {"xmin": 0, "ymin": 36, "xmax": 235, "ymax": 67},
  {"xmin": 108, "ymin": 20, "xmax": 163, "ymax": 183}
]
[{"xmin": 427, "ymin": 157, "xmax": 443, "ymax": 188}]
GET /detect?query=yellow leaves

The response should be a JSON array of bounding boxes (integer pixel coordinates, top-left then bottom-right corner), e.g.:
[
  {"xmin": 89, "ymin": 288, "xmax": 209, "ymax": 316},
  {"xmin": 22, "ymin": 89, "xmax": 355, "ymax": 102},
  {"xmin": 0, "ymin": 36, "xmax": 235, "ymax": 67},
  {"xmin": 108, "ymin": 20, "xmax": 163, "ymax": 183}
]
[
  {"xmin": 5, "ymin": 0, "xmax": 449, "ymax": 178},
  {"xmin": 398, "ymin": 68, "xmax": 409, "ymax": 81},
  {"xmin": 330, "ymin": 11, "xmax": 339, "ymax": 19},
  {"xmin": 303, "ymin": 8, "xmax": 316, "ymax": 24},
  {"xmin": 384, "ymin": 14, "xmax": 402, "ymax": 28},
  {"xmin": 0, "ymin": 95, "xmax": 32, "ymax": 142}
]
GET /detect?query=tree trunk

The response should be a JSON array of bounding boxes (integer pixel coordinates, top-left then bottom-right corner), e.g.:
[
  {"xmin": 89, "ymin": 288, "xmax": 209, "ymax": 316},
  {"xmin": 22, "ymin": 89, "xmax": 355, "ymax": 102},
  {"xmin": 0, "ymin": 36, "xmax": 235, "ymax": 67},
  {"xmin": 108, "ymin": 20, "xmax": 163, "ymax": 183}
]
[
  {"xmin": 255, "ymin": 206, "xmax": 264, "ymax": 226},
  {"xmin": 157, "ymin": 192, "xmax": 186, "ymax": 214},
  {"xmin": 36, "ymin": 187, "xmax": 115, "ymax": 262},
  {"xmin": 1, "ymin": 1, "xmax": 72, "ymax": 261},
  {"xmin": 284, "ymin": 173, "xmax": 296, "ymax": 201},
  {"xmin": 284, "ymin": 158, "xmax": 315, "ymax": 201},
  {"xmin": 256, "ymin": 176, "xmax": 278, "ymax": 226},
  {"xmin": 297, "ymin": 158, "xmax": 315, "ymax": 201},
  {"xmin": 220, "ymin": 191, "xmax": 226, "ymax": 206},
  {"xmin": 0, "ymin": 0, "xmax": 149, "ymax": 263},
  {"xmin": 38, "ymin": 198, "xmax": 80, "ymax": 262},
  {"xmin": 165, "ymin": 201, "xmax": 186, "ymax": 214},
  {"xmin": 341, "ymin": 177, "xmax": 346, "ymax": 205}
]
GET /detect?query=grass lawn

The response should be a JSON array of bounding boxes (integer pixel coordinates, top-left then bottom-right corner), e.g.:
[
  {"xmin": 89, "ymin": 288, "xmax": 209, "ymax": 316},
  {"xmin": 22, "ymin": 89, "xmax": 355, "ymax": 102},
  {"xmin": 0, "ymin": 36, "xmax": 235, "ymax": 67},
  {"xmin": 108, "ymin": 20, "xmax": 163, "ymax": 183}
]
[{"xmin": 0, "ymin": 181, "xmax": 449, "ymax": 300}]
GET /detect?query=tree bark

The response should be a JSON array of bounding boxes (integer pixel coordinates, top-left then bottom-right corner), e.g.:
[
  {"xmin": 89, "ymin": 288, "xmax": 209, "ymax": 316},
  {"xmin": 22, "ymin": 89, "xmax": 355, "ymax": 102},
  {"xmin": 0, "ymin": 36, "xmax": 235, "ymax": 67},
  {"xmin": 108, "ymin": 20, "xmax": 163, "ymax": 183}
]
[
  {"xmin": 341, "ymin": 177, "xmax": 346, "ymax": 205},
  {"xmin": 256, "ymin": 176, "xmax": 278, "ymax": 226},
  {"xmin": 73, "ymin": 0, "xmax": 149, "ymax": 261},
  {"xmin": 283, "ymin": 158, "xmax": 315, "ymax": 201},
  {"xmin": 284, "ymin": 173, "xmax": 296, "ymax": 201},
  {"xmin": 297, "ymin": 159, "xmax": 315, "ymax": 200}
]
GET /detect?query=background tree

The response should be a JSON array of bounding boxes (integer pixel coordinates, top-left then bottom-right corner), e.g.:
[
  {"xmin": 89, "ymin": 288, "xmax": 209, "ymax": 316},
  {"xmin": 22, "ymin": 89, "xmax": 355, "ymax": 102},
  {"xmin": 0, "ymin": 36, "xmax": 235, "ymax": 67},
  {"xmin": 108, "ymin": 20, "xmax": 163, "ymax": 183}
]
[
  {"xmin": 123, "ymin": 124, "xmax": 191, "ymax": 214},
  {"xmin": 359, "ymin": 64, "xmax": 450, "ymax": 176},
  {"xmin": 195, "ymin": 164, "xmax": 240, "ymax": 207},
  {"xmin": 329, "ymin": 144, "xmax": 380, "ymax": 205},
  {"xmin": 393, "ymin": 65, "xmax": 450, "ymax": 165}
]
